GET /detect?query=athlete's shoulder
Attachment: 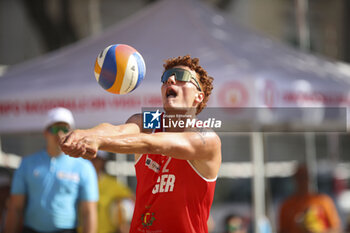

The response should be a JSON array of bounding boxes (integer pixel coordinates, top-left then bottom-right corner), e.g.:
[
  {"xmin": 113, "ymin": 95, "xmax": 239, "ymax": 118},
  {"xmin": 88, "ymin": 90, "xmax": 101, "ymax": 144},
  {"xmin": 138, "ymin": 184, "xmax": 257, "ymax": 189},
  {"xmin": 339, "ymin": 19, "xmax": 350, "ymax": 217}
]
[
  {"xmin": 314, "ymin": 193, "xmax": 334, "ymax": 202},
  {"xmin": 22, "ymin": 150, "xmax": 47, "ymax": 163},
  {"xmin": 126, "ymin": 113, "xmax": 142, "ymax": 122},
  {"xmin": 16, "ymin": 151, "xmax": 47, "ymax": 173},
  {"xmin": 126, "ymin": 113, "xmax": 153, "ymax": 133},
  {"xmin": 196, "ymin": 128, "xmax": 221, "ymax": 148},
  {"xmin": 197, "ymin": 127, "xmax": 220, "ymax": 137},
  {"xmin": 126, "ymin": 113, "xmax": 142, "ymax": 128}
]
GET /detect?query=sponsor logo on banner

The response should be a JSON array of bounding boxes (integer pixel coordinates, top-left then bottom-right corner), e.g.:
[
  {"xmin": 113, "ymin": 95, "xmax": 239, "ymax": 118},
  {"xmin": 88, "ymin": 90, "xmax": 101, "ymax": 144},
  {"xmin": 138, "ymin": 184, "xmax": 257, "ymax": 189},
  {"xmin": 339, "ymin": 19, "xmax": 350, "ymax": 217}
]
[{"xmin": 218, "ymin": 81, "xmax": 249, "ymax": 107}]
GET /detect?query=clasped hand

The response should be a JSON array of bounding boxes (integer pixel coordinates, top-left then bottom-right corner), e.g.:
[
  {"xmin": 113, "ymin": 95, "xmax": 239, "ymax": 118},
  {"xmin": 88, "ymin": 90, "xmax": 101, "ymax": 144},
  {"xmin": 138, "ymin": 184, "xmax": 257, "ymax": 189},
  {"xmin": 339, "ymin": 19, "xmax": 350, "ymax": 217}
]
[{"xmin": 59, "ymin": 130, "xmax": 99, "ymax": 160}]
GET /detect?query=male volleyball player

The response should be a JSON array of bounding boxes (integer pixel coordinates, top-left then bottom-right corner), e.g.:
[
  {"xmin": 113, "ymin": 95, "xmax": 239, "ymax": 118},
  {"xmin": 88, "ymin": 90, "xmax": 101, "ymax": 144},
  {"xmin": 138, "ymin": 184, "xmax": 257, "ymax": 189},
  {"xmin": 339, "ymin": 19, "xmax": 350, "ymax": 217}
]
[{"xmin": 60, "ymin": 55, "xmax": 222, "ymax": 233}]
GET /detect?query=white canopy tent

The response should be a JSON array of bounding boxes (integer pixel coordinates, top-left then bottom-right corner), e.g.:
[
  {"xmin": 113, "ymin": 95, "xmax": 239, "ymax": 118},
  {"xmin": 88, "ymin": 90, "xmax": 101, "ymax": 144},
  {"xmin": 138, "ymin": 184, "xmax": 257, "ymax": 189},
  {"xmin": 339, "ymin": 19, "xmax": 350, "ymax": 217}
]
[
  {"xmin": 1, "ymin": 0, "xmax": 350, "ymax": 232},
  {"xmin": 1, "ymin": 0, "xmax": 350, "ymax": 133}
]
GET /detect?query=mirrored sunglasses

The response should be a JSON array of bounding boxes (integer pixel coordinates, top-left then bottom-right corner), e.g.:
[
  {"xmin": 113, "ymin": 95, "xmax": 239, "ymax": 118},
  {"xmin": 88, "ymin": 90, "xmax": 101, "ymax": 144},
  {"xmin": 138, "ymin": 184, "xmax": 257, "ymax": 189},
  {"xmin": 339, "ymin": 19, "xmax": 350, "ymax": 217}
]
[
  {"xmin": 161, "ymin": 68, "xmax": 202, "ymax": 91},
  {"xmin": 48, "ymin": 125, "xmax": 70, "ymax": 134},
  {"xmin": 228, "ymin": 224, "xmax": 243, "ymax": 232}
]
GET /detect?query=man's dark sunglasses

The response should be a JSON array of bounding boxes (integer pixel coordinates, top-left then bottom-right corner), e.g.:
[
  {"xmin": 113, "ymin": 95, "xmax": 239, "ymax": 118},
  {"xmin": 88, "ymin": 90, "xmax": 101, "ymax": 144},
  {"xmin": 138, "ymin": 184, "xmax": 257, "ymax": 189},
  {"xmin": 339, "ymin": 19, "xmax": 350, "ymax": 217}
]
[
  {"xmin": 48, "ymin": 125, "xmax": 70, "ymax": 134},
  {"xmin": 161, "ymin": 68, "xmax": 202, "ymax": 91}
]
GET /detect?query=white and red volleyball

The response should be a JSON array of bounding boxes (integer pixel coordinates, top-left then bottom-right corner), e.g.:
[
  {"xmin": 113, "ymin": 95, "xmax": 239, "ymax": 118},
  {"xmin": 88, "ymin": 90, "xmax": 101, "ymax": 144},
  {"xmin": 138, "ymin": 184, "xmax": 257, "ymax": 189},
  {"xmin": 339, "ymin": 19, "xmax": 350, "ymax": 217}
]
[{"xmin": 94, "ymin": 44, "xmax": 146, "ymax": 94}]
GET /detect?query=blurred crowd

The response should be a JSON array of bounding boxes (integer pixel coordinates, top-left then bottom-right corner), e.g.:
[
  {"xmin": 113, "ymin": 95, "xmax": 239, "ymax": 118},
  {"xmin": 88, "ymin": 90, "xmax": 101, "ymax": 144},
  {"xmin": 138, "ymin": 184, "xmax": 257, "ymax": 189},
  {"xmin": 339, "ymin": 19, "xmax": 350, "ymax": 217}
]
[
  {"xmin": 0, "ymin": 107, "xmax": 348, "ymax": 233},
  {"xmin": 0, "ymin": 108, "xmax": 135, "ymax": 233}
]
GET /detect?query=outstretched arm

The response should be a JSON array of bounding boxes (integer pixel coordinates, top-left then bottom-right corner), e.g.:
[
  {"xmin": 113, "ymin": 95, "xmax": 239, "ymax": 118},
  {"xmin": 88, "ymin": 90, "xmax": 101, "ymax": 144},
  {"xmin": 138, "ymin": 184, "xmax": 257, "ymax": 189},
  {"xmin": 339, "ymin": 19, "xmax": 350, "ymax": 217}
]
[
  {"xmin": 60, "ymin": 114, "xmax": 142, "ymax": 158},
  {"xmin": 59, "ymin": 114, "xmax": 222, "ymax": 179},
  {"xmin": 72, "ymin": 130, "xmax": 220, "ymax": 160},
  {"xmin": 61, "ymin": 129, "xmax": 221, "ymax": 179}
]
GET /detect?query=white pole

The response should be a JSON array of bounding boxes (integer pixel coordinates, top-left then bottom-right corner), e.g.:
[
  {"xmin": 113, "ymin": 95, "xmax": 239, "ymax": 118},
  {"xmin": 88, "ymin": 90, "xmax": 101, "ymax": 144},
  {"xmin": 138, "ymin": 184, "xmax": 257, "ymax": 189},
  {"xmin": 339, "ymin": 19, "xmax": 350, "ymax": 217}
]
[
  {"xmin": 251, "ymin": 132, "xmax": 266, "ymax": 233},
  {"xmin": 115, "ymin": 153, "xmax": 128, "ymax": 185},
  {"xmin": 305, "ymin": 132, "xmax": 318, "ymax": 193},
  {"xmin": 88, "ymin": 0, "xmax": 102, "ymax": 35},
  {"xmin": 295, "ymin": 0, "xmax": 317, "ymax": 193},
  {"xmin": 328, "ymin": 133, "xmax": 339, "ymax": 164},
  {"xmin": 295, "ymin": 0, "xmax": 310, "ymax": 51}
]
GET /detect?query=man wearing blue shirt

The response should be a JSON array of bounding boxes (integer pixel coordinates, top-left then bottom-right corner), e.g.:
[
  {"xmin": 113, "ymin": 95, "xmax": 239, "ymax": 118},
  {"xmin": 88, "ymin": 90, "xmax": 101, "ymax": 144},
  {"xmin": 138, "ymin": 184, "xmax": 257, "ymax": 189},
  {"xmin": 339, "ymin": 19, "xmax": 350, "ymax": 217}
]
[{"xmin": 5, "ymin": 107, "xmax": 98, "ymax": 233}]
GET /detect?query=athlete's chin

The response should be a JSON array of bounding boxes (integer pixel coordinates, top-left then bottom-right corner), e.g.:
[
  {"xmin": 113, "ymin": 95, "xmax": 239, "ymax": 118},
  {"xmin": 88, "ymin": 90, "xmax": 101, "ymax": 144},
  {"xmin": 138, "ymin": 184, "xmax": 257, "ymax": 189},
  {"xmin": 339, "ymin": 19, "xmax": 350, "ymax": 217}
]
[
  {"xmin": 163, "ymin": 99, "xmax": 177, "ymax": 108},
  {"xmin": 163, "ymin": 104, "xmax": 176, "ymax": 113},
  {"xmin": 163, "ymin": 104, "xmax": 183, "ymax": 114}
]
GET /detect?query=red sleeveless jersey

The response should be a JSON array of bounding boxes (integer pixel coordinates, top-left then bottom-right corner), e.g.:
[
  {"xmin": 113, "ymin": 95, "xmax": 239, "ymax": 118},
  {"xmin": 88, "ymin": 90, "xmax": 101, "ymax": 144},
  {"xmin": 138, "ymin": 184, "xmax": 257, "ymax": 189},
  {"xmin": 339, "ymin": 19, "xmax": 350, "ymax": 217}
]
[{"xmin": 129, "ymin": 152, "xmax": 216, "ymax": 233}]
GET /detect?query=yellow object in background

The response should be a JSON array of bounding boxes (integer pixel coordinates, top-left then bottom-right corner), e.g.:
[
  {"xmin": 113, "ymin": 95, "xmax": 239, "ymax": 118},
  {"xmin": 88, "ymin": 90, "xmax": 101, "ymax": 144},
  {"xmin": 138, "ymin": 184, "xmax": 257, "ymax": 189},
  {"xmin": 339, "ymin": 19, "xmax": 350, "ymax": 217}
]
[{"xmin": 98, "ymin": 174, "xmax": 134, "ymax": 233}]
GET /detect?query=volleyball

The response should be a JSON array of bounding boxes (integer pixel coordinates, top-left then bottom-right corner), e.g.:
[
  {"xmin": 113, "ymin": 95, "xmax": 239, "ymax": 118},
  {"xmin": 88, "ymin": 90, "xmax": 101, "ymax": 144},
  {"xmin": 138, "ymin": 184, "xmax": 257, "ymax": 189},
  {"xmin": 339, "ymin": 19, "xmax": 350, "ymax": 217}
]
[{"xmin": 94, "ymin": 44, "xmax": 146, "ymax": 94}]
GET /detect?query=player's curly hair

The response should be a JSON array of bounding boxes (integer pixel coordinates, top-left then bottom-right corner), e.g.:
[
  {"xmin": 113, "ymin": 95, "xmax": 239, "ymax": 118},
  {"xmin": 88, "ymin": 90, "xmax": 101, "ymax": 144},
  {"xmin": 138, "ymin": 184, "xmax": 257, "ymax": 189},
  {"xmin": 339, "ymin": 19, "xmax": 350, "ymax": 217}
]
[{"xmin": 163, "ymin": 55, "xmax": 214, "ymax": 115}]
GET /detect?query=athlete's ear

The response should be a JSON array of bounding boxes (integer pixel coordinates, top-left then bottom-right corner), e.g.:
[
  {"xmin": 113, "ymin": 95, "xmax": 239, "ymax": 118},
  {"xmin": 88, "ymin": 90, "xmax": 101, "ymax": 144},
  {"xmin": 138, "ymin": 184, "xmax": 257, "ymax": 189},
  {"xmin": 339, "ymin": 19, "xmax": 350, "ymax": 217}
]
[{"xmin": 194, "ymin": 91, "xmax": 204, "ymax": 105}]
